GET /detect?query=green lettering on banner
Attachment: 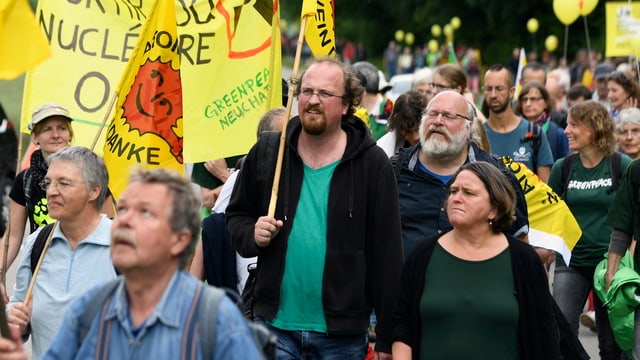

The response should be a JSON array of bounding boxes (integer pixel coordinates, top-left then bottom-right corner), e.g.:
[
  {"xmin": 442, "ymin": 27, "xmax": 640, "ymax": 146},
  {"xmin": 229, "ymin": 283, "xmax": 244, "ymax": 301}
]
[{"xmin": 204, "ymin": 68, "xmax": 271, "ymax": 121}]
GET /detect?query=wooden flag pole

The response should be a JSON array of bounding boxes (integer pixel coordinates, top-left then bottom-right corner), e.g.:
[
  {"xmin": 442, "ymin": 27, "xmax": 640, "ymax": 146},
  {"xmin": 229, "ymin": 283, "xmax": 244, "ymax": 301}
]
[
  {"xmin": 267, "ymin": 16, "xmax": 308, "ymax": 217},
  {"xmin": 1, "ymin": 121, "xmax": 25, "ymax": 288},
  {"xmin": 24, "ymin": 222, "xmax": 57, "ymax": 307},
  {"xmin": 89, "ymin": 91, "xmax": 119, "ymax": 152}
]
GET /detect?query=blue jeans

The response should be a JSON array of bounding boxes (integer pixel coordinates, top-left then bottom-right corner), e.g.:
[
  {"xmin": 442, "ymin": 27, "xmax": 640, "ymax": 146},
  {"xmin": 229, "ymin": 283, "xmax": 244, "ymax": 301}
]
[
  {"xmin": 259, "ymin": 321, "xmax": 368, "ymax": 360},
  {"xmin": 553, "ymin": 264, "xmax": 627, "ymax": 360}
]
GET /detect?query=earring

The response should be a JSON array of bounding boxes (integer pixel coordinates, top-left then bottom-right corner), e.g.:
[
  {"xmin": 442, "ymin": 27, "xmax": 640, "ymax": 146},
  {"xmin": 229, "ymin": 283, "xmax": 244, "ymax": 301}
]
[{"xmin": 488, "ymin": 219, "xmax": 493, "ymax": 226}]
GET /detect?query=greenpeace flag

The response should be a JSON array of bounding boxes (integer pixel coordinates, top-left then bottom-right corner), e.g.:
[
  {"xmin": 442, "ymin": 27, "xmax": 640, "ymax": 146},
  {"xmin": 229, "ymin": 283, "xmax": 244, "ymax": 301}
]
[
  {"xmin": 0, "ymin": 0, "xmax": 51, "ymax": 79},
  {"xmin": 301, "ymin": 0, "xmax": 336, "ymax": 56},
  {"xmin": 180, "ymin": 0, "xmax": 282, "ymax": 162},
  {"xmin": 103, "ymin": 0, "xmax": 183, "ymax": 200},
  {"xmin": 502, "ymin": 156, "xmax": 582, "ymax": 265},
  {"xmin": 514, "ymin": 48, "xmax": 527, "ymax": 98}
]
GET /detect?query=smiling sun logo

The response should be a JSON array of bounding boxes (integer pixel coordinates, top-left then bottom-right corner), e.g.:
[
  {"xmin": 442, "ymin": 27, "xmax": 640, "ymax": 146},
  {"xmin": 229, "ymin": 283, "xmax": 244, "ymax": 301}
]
[{"xmin": 121, "ymin": 57, "xmax": 183, "ymax": 164}]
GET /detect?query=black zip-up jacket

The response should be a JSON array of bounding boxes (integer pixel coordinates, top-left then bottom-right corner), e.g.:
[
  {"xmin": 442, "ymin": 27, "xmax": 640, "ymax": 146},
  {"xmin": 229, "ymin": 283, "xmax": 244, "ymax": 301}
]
[{"xmin": 226, "ymin": 116, "xmax": 404, "ymax": 353}]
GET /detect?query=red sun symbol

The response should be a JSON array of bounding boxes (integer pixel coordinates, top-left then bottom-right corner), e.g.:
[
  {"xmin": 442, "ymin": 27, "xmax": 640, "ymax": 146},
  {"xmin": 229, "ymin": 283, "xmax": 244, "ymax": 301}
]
[{"xmin": 122, "ymin": 57, "xmax": 183, "ymax": 164}]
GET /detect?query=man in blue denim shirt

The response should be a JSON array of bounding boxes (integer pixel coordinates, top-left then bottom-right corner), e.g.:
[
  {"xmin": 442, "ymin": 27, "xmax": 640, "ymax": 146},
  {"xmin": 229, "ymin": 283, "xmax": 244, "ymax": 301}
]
[{"xmin": 0, "ymin": 169, "xmax": 262, "ymax": 359}]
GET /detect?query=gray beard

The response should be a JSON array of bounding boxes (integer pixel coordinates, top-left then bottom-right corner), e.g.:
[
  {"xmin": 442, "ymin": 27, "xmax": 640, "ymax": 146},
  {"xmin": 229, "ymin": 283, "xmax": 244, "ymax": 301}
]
[{"xmin": 422, "ymin": 134, "xmax": 468, "ymax": 161}]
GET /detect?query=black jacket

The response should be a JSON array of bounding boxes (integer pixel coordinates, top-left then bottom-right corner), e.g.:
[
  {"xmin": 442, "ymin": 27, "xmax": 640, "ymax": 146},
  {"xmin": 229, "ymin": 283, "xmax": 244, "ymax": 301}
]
[
  {"xmin": 226, "ymin": 116, "xmax": 404, "ymax": 353},
  {"xmin": 392, "ymin": 232, "xmax": 588, "ymax": 360}
]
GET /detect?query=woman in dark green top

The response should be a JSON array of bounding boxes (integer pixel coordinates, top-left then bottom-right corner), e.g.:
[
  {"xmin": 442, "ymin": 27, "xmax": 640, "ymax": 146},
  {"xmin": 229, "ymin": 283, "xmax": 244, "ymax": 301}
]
[{"xmin": 392, "ymin": 162, "xmax": 563, "ymax": 359}]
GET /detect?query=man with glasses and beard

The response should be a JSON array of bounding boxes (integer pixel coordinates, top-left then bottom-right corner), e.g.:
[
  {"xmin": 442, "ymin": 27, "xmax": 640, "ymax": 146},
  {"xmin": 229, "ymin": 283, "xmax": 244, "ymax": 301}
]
[
  {"xmin": 482, "ymin": 64, "xmax": 554, "ymax": 182},
  {"xmin": 394, "ymin": 91, "xmax": 529, "ymax": 258}
]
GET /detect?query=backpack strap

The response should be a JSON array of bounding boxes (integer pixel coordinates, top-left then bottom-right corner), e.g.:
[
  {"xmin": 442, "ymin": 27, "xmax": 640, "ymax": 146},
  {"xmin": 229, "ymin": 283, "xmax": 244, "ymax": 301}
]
[
  {"xmin": 182, "ymin": 282, "xmax": 206, "ymax": 360},
  {"xmin": 197, "ymin": 285, "xmax": 226, "ymax": 360},
  {"xmin": 608, "ymin": 152, "xmax": 623, "ymax": 194},
  {"xmin": 256, "ymin": 131, "xmax": 281, "ymax": 182},
  {"xmin": 30, "ymin": 223, "xmax": 56, "ymax": 273},
  {"xmin": 76, "ymin": 278, "xmax": 120, "ymax": 360},
  {"xmin": 560, "ymin": 153, "xmax": 578, "ymax": 200},
  {"xmin": 391, "ymin": 147, "xmax": 405, "ymax": 178},
  {"xmin": 524, "ymin": 122, "xmax": 542, "ymax": 173}
]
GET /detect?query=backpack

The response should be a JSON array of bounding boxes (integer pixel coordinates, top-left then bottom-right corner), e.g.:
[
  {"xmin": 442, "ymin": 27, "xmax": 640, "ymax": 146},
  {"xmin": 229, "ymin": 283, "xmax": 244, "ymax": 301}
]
[
  {"xmin": 559, "ymin": 152, "xmax": 623, "ymax": 200},
  {"xmin": 520, "ymin": 121, "xmax": 542, "ymax": 173},
  {"xmin": 30, "ymin": 223, "xmax": 55, "ymax": 273},
  {"xmin": 77, "ymin": 279, "xmax": 276, "ymax": 360}
]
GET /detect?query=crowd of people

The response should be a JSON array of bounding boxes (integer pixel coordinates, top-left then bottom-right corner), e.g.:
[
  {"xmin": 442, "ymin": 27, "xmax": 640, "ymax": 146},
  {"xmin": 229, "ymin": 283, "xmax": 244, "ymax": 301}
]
[{"xmin": 0, "ymin": 45, "xmax": 639, "ymax": 359}]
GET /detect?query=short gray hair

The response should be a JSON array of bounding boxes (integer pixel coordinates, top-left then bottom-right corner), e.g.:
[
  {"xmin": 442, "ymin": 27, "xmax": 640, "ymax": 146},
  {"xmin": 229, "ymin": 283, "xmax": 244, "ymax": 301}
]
[
  {"xmin": 127, "ymin": 168, "xmax": 200, "ymax": 269},
  {"xmin": 257, "ymin": 107, "xmax": 286, "ymax": 139},
  {"xmin": 616, "ymin": 107, "xmax": 640, "ymax": 130},
  {"xmin": 46, "ymin": 146, "xmax": 109, "ymax": 210}
]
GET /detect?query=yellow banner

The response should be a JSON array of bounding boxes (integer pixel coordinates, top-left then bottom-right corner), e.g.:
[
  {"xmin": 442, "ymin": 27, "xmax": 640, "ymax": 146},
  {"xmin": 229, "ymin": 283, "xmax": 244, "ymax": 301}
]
[
  {"xmin": 0, "ymin": 0, "xmax": 51, "ymax": 79},
  {"xmin": 103, "ymin": 0, "xmax": 183, "ymax": 201},
  {"xmin": 20, "ymin": 0, "xmax": 154, "ymax": 154},
  {"xmin": 605, "ymin": 2, "xmax": 640, "ymax": 57},
  {"xmin": 302, "ymin": 0, "xmax": 336, "ymax": 56},
  {"xmin": 502, "ymin": 157, "xmax": 582, "ymax": 264},
  {"xmin": 180, "ymin": 0, "xmax": 282, "ymax": 162}
]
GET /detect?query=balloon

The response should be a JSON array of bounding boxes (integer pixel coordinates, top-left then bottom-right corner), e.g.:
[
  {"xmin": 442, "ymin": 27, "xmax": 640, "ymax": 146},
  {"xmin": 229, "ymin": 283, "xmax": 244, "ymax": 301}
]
[
  {"xmin": 428, "ymin": 39, "xmax": 439, "ymax": 53},
  {"xmin": 579, "ymin": 0, "xmax": 598, "ymax": 16},
  {"xmin": 527, "ymin": 18, "xmax": 539, "ymax": 34},
  {"xmin": 405, "ymin": 32, "xmax": 415, "ymax": 46},
  {"xmin": 431, "ymin": 24, "xmax": 441, "ymax": 37},
  {"xmin": 545, "ymin": 35, "xmax": 559, "ymax": 52},
  {"xmin": 553, "ymin": 0, "xmax": 580, "ymax": 25},
  {"xmin": 451, "ymin": 16, "xmax": 461, "ymax": 30},
  {"xmin": 443, "ymin": 24, "xmax": 453, "ymax": 37},
  {"xmin": 395, "ymin": 30, "xmax": 405, "ymax": 42}
]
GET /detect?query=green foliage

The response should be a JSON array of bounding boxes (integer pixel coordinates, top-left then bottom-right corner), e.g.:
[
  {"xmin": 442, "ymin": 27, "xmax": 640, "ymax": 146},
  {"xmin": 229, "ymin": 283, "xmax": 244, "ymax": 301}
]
[{"xmin": 280, "ymin": 0, "xmax": 608, "ymax": 67}]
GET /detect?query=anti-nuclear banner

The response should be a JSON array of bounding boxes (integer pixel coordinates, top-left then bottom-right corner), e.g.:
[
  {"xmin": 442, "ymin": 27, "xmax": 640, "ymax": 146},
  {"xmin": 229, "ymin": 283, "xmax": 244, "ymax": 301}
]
[
  {"xmin": 21, "ymin": 0, "xmax": 154, "ymax": 153},
  {"xmin": 502, "ymin": 156, "xmax": 582, "ymax": 265},
  {"xmin": 605, "ymin": 1, "xmax": 640, "ymax": 57},
  {"xmin": 24, "ymin": 0, "xmax": 281, "ymax": 163},
  {"xmin": 179, "ymin": 0, "xmax": 282, "ymax": 162}
]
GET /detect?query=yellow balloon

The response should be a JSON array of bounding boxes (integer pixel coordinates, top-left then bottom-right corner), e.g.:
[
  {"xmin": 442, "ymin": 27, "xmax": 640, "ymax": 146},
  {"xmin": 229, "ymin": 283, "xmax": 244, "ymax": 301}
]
[
  {"xmin": 281, "ymin": 19, "xmax": 288, "ymax": 32},
  {"xmin": 579, "ymin": 0, "xmax": 598, "ymax": 16},
  {"xmin": 451, "ymin": 17, "xmax": 461, "ymax": 30},
  {"xmin": 553, "ymin": 0, "xmax": 580, "ymax": 25},
  {"xmin": 395, "ymin": 30, "xmax": 405, "ymax": 42},
  {"xmin": 428, "ymin": 39, "xmax": 439, "ymax": 53},
  {"xmin": 405, "ymin": 32, "xmax": 415, "ymax": 46},
  {"xmin": 545, "ymin": 35, "xmax": 559, "ymax": 52},
  {"xmin": 527, "ymin": 18, "xmax": 539, "ymax": 34},
  {"xmin": 443, "ymin": 24, "xmax": 453, "ymax": 37},
  {"xmin": 431, "ymin": 24, "xmax": 442, "ymax": 37}
]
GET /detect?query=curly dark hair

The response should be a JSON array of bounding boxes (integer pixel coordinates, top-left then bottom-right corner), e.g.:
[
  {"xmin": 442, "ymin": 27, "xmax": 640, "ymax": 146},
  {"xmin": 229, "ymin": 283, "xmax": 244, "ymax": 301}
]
[
  {"xmin": 295, "ymin": 57, "xmax": 364, "ymax": 119},
  {"xmin": 388, "ymin": 90, "xmax": 427, "ymax": 134},
  {"xmin": 606, "ymin": 71, "xmax": 640, "ymax": 105},
  {"xmin": 568, "ymin": 100, "xmax": 617, "ymax": 155}
]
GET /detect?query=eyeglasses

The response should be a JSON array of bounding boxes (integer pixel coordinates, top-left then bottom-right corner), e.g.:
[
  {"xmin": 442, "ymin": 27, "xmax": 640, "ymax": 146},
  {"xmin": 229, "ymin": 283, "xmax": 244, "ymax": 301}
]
[
  {"xmin": 483, "ymin": 86, "xmax": 508, "ymax": 93},
  {"xmin": 40, "ymin": 179, "xmax": 75, "ymax": 191},
  {"xmin": 298, "ymin": 88, "xmax": 344, "ymax": 102},
  {"xmin": 617, "ymin": 128, "xmax": 640, "ymax": 137},
  {"xmin": 521, "ymin": 96, "xmax": 543, "ymax": 103},
  {"xmin": 425, "ymin": 110, "xmax": 471, "ymax": 122},
  {"xmin": 430, "ymin": 82, "xmax": 452, "ymax": 91}
]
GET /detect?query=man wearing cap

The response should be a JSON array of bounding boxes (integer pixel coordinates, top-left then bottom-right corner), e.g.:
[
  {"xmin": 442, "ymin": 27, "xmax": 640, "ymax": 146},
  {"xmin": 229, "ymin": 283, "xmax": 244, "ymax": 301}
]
[
  {"xmin": 1, "ymin": 102, "xmax": 75, "ymax": 277},
  {"xmin": 592, "ymin": 62, "xmax": 615, "ymax": 110},
  {"xmin": 352, "ymin": 61, "xmax": 394, "ymax": 140}
]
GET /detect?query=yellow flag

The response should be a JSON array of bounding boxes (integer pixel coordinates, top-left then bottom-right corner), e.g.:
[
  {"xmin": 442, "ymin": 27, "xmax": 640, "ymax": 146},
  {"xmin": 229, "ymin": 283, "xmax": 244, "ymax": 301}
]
[
  {"xmin": 180, "ymin": 0, "xmax": 282, "ymax": 162},
  {"xmin": 0, "ymin": 0, "xmax": 51, "ymax": 79},
  {"xmin": 20, "ymin": 0, "xmax": 155, "ymax": 154},
  {"xmin": 502, "ymin": 156, "xmax": 582, "ymax": 265},
  {"xmin": 302, "ymin": 0, "xmax": 336, "ymax": 56},
  {"xmin": 605, "ymin": 2, "xmax": 640, "ymax": 57},
  {"xmin": 103, "ymin": 0, "xmax": 183, "ymax": 201},
  {"xmin": 513, "ymin": 47, "xmax": 526, "ymax": 98}
]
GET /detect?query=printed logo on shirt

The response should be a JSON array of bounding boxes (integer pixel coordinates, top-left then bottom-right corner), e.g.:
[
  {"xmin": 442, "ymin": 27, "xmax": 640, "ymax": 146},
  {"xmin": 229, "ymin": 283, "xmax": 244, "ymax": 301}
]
[
  {"xmin": 33, "ymin": 197, "xmax": 55, "ymax": 227},
  {"xmin": 567, "ymin": 177, "xmax": 612, "ymax": 191},
  {"xmin": 512, "ymin": 147, "xmax": 531, "ymax": 163}
]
